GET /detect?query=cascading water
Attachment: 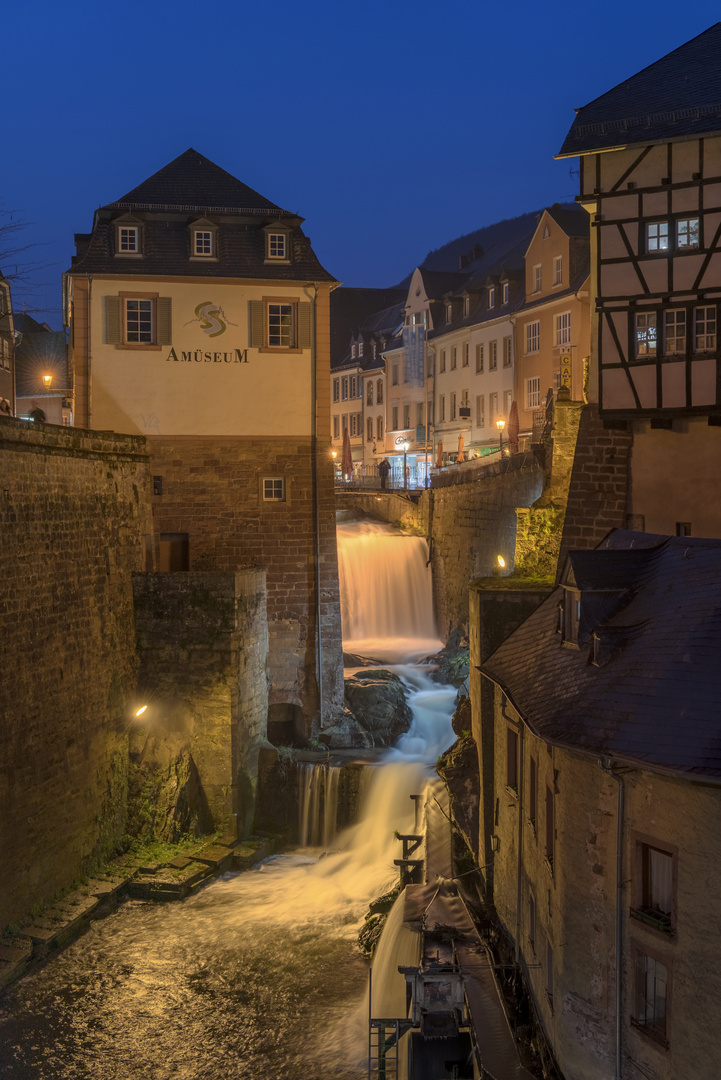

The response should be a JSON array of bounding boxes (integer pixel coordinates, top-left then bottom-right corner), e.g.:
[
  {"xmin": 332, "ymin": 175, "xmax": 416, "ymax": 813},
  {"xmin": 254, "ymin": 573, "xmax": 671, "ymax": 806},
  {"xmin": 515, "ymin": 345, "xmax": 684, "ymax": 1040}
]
[
  {"xmin": 298, "ymin": 762, "xmax": 341, "ymax": 847},
  {"xmin": 0, "ymin": 516, "xmax": 457, "ymax": 1080}
]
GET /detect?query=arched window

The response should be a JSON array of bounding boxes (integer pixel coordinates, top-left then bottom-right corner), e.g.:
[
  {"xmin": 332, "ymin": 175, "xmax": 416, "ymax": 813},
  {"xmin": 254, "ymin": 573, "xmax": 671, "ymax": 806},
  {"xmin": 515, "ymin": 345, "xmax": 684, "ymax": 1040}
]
[
  {"xmin": 377, "ymin": 416, "xmax": 384, "ymax": 439},
  {"xmin": 377, "ymin": 379, "xmax": 383, "ymax": 404}
]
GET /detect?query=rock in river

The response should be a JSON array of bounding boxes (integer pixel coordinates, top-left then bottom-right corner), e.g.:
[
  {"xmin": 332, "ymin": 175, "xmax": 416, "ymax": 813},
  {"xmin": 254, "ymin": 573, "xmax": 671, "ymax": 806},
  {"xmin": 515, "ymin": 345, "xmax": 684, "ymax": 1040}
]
[{"xmin": 344, "ymin": 669, "xmax": 412, "ymax": 747}]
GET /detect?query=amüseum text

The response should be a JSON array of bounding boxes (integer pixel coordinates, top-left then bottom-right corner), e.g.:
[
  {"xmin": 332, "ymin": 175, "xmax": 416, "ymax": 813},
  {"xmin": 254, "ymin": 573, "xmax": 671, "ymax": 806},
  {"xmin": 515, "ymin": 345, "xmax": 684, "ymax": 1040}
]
[{"xmin": 165, "ymin": 347, "xmax": 249, "ymax": 364}]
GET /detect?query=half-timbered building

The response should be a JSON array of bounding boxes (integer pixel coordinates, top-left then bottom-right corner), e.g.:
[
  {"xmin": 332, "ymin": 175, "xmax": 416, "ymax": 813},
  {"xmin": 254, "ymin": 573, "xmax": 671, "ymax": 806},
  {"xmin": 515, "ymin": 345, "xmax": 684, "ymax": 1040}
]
[{"xmin": 558, "ymin": 23, "xmax": 721, "ymax": 537}]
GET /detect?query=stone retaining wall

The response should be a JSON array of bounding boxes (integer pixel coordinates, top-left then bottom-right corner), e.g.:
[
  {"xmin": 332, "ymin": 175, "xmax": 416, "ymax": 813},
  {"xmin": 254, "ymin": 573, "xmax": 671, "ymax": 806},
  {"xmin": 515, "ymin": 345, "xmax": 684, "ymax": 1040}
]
[{"xmin": 0, "ymin": 417, "xmax": 154, "ymax": 929}]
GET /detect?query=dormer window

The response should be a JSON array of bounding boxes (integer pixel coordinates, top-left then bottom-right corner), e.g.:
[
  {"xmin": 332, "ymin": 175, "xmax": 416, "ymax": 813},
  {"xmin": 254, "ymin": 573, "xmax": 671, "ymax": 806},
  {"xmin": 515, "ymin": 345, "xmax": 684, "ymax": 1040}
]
[
  {"xmin": 463, "ymin": 296, "xmax": 470, "ymax": 317},
  {"xmin": 267, "ymin": 232, "xmax": 287, "ymax": 260},
  {"xmin": 351, "ymin": 344, "xmax": 356, "ymax": 359},
  {"xmin": 446, "ymin": 303, "xmax": 453, "ymax": 324},
  {"xmin": 193, "ymin": 230, "xmax": 213, "ymax": 256},
  {"xmin": 114, "ymin": 216, "xmax": 143, "ymax": 257},
  {"xmin": 119, "ymin": 227, "xmax": 138, "ymax": 253},
  {"xmin": 488, "ymin": 286, "xmax": 495, "ymax": 309},
  {"xmin": 502, "ymin": 282, "xmax": 509, "ymax": 304}
]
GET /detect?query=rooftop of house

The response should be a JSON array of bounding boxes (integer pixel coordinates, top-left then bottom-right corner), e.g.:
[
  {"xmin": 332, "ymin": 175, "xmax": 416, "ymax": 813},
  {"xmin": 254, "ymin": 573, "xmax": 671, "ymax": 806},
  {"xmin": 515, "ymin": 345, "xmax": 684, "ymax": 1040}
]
[
  {"xmin": 67, "ymin": 149, "xmax": 336, "ymax": 283},
  {"xmin": 481, "ymin": 530, "xmax": 721, "ymax": 780},
  {"xmin": 330, "ymin": 286, "xmax": 406, "ymax": 366},
  {"xmin": 558, "ymin": 23, "xmax": 721, "ymax": 157}
]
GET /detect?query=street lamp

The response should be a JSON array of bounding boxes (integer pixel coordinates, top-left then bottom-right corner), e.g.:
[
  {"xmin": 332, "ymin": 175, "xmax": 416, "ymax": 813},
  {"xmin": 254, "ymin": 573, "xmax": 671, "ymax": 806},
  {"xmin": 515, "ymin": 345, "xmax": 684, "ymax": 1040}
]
[
  {"xmin": 496, "ymin": 418, "xmax": 505, "ymax": 455},
  {"xmin": 403, "ymin": 441, "xmax": 409, "ymax": 491}
]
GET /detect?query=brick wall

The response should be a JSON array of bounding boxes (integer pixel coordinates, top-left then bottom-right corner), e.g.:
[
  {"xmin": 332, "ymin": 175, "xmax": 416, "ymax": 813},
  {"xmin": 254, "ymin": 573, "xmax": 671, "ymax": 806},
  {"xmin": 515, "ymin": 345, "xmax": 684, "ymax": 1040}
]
[
  {"xmin": 556, "ymin": 404, "xmax": 633, "ymax": 577},
  {"xmin": 132, "ymin": 570, "xmax": 268, "ymax": 837},
  {"xmin": 147, "ymin": 435, "xmax": 343, "ymax": 735},
  {"xmin": 0, "ymin": 417, "xmax": 153, "ymax": 929}
]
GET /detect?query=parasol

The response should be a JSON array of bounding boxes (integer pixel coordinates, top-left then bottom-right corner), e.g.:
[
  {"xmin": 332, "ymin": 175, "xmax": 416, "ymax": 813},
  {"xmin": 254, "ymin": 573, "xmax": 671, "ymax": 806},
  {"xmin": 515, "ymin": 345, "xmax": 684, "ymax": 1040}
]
[
  {"xmin": 435, "ymin": 439, "xmax": 444, "ymax": 469},
  {"xmin": 507, "ymin": 400, "xmax": 519, "ymax": 455},
  {"xmin": 341, "ymin": 426, "xmax": 353, "ymax": 478},
  {"xmin": 457, "ymin": 432, "xmax": 464, "ymax": 462}
]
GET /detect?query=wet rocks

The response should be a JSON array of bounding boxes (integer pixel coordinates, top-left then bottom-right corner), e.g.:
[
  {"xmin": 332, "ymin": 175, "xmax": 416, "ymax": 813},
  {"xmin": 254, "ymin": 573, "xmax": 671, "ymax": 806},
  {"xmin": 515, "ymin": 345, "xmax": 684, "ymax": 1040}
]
[
  {"xmin": 358, "ymin": 886, "xmax": 401, "ymax": 958},
  {"xmin": 344, "ymin": 669, "xmax": 412, "ymax": 747},
  {"xmin": 428, "ymin": 629, "xmax": 470, "ymax": 688},
  {"xmin": 317, "ymin": 708, "xmax": 374, "ymax": 750},
  {"xmin": 436, "ymin": 733, "xmax": 480, "ymax": 861}
]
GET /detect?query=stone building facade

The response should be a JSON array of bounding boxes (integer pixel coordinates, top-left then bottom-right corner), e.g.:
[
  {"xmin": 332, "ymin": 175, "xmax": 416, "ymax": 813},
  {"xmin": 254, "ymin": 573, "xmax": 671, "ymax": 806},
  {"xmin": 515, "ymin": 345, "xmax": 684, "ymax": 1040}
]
[
  {"xmin": 475, "ymin": 531, "xmax": 721, "ymax": 1080},
  {"xmin": 64, "ymin": 149, "xmax": 343, "ymax": 737}
]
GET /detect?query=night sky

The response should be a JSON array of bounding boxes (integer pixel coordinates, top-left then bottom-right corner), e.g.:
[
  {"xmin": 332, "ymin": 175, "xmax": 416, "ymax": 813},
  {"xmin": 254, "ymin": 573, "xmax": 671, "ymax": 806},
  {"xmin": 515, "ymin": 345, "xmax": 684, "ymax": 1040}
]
[{"xmin": 4, "ymin": 0, "xmax": 719, "ymax": 327}]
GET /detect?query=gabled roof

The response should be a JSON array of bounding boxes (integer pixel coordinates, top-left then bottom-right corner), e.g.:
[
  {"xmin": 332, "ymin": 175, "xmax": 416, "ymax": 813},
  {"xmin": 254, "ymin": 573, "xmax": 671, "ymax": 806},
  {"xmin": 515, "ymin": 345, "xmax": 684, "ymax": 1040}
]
[
  {"xmin": 544, "ymin": 203, "xmax": 589, "ymax": 239},
  {"xmin": 558, "ymin": 23, "xmax": 721, "ymax": 157},
  {"xmin": 330, "ymin": 286, "xmax": 405, "ymax": 366},
  {"xmin": 106, "ymin": 148, "xmax": 292, "ymax": 215},
  {"xmin": 482, "ymin": 530, "xmax": 721, "ymax": 780}
]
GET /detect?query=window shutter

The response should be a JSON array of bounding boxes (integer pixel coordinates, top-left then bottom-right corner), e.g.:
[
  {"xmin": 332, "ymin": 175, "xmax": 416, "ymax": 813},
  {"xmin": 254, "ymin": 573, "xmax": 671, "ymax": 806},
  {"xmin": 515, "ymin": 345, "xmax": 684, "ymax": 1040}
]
[
  {"xmin": 249, "ymin": 300, "xmax": 265, "ymax": 347},
  {"xmin": 298, "ymin": 303, "xmax": 312, "ymax": 348},
  {"xmin": 104, "ymin": 296, "xmax": 122, "ymax": 344},
  {"xmin": 156, "ymin": 297, "xmax": 172, "ymax": 344}
]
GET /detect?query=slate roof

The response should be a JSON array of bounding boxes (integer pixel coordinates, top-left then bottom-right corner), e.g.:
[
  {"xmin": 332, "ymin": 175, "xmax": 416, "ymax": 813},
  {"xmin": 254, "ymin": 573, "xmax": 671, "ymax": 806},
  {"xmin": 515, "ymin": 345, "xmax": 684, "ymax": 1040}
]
[
  {"xmin": 108, "ymin": 148, "xmax": 289, "ymax": 215},
  {"xmin": 330, "ymin": 286, "xmax": 405, "ymax": 366},
  {"xmin": 481, "ymin": 530, "xmax": 721, "ymax": 780},
  {"xmin": 558, "ymin": 23, "xmax": 721, "ymax": 156},
  {"xmin": 67, "ymin": 150, "xmax": 336, "ymax": 283}
]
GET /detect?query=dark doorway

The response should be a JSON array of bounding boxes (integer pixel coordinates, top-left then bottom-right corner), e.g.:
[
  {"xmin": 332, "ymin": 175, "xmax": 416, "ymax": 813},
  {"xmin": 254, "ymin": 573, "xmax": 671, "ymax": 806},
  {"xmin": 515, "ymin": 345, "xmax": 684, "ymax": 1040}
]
[{"xmin": 159, "ymin": 532, "xmax": 189, "ymax": 571}]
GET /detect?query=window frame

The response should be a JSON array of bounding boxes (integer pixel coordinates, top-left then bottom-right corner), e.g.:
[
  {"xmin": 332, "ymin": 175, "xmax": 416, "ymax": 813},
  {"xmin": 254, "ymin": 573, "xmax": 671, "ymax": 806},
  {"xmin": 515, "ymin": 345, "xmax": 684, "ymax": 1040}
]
[
  {"xmin": 663, "ymin": 308, "xmax": 686, "ymax": 357},
  {"xmin": 377, "ymin": 416, "xmax": 384, "ymax": 440},
  {"xmin": 502, "ymin": 281, "xmax": 510, "ymax": 305},
  {"xmin": 333, "ymin": 378, "xmax": 340, "ymax": 402},
  {"xmin": 367, "ymin": 381, "xmax": 373, "ymax": 406},
  {"xmin": 192, "ymin": 229, "xmax": 214, "ymax": 257},
  {"xmin": 646, "ymin": 220, "xmax": 670, "ymax": 253},
  {"xmin": 116, "ymin": 224, "xmax": 141, "ymax": 256},
  {"xmin": 488, "ymin": 340, "xmax": 498, "ymax": 371},
  {"xmin": 377, "ymin": 379, "xmax": 383, "ymax": 404},
  {"xmin": 266, "ymin": 231, "xmax": 289, "ymax": 261},
  {"xmin": 475, "ymin": 343, "xmax": 484, "ymax": 373},
  {"xmin": 631, "ymin": 833, "xmax": 677, "ymax": 935},
  {"xmin": 533, "ymin": 264, "xmax": 542, "ymax": 293},
  {"xmin": 676, "ymin": 216, "xmax": 700, "ymax": 250},
  {"xmin": 635, "ymin": 311, "xmax": 658, "ymax": 360},
  {"xmin": 503, "ymin": 336, "xmax": 512, "ymax": 367},
  {"xmin": 262, "ymin": 476, "xmax": 286, "ymax": 503},
  {"xmin": 258, "ymin": 297, "xmax": 304, "ymax": 353},
  {"xmin": 545, "ymin": 785, "xmax": 554, "ymax": 872},
  {"xmin": 463, "ymin": 342, "xmax": 469, "ymax": 367},
  {"xmin": 632, "ymin": 945, "xmax": 671, "ymax": 1047},
  {"xmin": 554, "ymin": 311, "xmax": 572, "ymax": 348},
  {"xmin": 476, "ymin": 394, "xmax": 485, "ymax": 427},
  {"xmin": 451, "ymin": 346, "xmax": 457, "ymax": 370},
  {"xmin": 506, "ymin": 727, "xmax": 519, "ymax": 795},
  {"xmin": 553, "ymin": 255, "xmax": 563, "ymax": 286},
  {"xmin": 115, "ymin": 291, "xmax": 163, "ymax": 351},
  {"xmin": 529, "ymin": 756, "xmax": 537, "ymax": 833},
  {"xmin": 487, "ymin": 286, "xmax": 495, "ymax": 309},
  {"xmin": 526, "ymin": 376, "xmax": 541, "ymax": 410},
  {"xmin": 525, "ymin": 321, "xmax": 540, "ymax": 355}
]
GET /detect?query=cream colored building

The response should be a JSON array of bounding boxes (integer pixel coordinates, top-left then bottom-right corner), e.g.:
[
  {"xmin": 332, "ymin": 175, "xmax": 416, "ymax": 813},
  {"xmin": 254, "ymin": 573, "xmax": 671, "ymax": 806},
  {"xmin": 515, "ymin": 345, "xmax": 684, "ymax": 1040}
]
[{"xmin": 65, "ymin": 148, "xmax": 344, "ymax": 737}]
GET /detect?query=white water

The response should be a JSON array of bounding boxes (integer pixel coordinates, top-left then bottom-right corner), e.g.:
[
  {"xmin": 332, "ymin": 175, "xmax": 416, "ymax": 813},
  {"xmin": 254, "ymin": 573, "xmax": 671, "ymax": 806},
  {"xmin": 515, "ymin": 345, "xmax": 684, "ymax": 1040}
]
[{"xmin": 298, "ymin": 762, "xmax": 341, "ymax": 847}]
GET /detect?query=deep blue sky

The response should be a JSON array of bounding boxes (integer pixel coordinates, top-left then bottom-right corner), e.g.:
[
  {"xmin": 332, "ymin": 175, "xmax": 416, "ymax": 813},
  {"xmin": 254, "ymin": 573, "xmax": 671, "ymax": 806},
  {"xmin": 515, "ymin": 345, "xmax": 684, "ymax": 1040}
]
[{"xmin": 3, "ymin": 0, "xmax": 719, "ymax": 327}]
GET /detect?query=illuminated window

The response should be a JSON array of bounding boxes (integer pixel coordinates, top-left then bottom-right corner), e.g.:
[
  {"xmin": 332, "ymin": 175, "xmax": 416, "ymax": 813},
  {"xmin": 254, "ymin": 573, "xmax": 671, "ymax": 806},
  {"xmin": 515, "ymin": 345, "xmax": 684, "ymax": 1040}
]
[
  {"xmin": 635, "ymin": 312, "xmax": 657, "ymax": 358},
  {"xmin": 676, "ymin": 217, "xmax": 699, "ymax": 249},
  {"xmin": 267, "ymin": 233, "xmax": 287, "ymax": 259},
  {"xmin": 263, "ymin": 477, "xmax": 286, "ymax": 501},
  {"xmin": 646, "ymin": 221, "xmax": 669, "ymax": 252},
  {"xmin": 193, "ymin": 230, "xmax": 213, "ymax": 256}
]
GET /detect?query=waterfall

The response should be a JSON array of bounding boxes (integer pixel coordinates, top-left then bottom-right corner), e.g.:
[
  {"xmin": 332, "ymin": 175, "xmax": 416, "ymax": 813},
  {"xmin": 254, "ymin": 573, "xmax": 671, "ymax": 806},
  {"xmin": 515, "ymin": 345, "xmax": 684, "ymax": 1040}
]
[
  {"xmin": 336, "ymin": 519, "xmax": 441, "ymax": 663},
  {"xmin": 298, "ymin": 763, "xmax": 341, "ymax": 847}
]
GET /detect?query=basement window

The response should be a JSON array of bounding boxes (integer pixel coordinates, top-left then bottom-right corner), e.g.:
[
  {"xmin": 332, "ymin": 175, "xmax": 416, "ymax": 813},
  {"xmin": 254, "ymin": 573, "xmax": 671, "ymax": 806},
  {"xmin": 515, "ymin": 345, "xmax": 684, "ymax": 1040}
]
[{"xmin": 263, "ymin": 477, "xmax": 286, "ymax": 502}]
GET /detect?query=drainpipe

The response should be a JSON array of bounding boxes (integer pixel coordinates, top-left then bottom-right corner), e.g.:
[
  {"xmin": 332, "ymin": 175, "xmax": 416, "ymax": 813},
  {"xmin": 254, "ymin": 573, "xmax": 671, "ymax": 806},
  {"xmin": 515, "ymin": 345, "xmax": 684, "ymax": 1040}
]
[
  {"xmin": 600, "ymin": 757, "xmax": 624, "ymax": 1080},
  {"xmin": 310, "ymin": 283, "xmax": 324, "ymax": 728}
]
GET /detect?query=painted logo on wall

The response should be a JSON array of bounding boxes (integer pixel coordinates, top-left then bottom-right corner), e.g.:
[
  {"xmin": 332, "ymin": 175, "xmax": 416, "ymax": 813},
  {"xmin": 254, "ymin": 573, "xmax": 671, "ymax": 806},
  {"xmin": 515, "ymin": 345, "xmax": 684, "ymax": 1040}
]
[{"xmin": 184, "ymin": 300, "xmax": 238, "ymax": 338}]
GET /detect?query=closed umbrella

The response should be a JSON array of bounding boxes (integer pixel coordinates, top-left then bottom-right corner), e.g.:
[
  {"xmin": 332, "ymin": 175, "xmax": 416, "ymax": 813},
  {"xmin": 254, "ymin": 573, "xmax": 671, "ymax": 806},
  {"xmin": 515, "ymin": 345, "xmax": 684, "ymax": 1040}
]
[
  {"xmin": 341, "ymin": 426, "xmax": 353, "ymax": 478},
  {"xmin": 436, "ymin": 439, "xmax": 444, "ymax": 469},
  {"xmin": 507, "ymin": 400, "xmax": 519, "ymax": 455},
  {"xmin": 457, "ymin": 432, "xmax": 464, "ymax": 462}
]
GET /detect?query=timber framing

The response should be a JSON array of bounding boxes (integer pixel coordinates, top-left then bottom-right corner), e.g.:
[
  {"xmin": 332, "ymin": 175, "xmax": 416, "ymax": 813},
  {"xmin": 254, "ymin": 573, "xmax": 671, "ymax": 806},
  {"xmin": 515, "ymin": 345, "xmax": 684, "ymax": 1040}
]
[{"xmin": 579, "ymin": 135, "xmax": 721, "ymax": 417}]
